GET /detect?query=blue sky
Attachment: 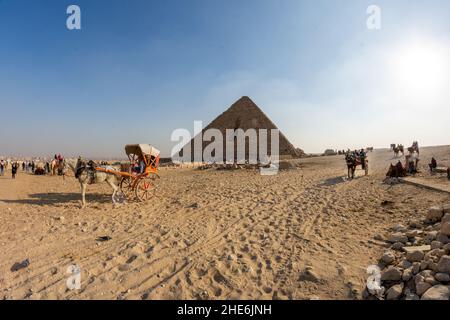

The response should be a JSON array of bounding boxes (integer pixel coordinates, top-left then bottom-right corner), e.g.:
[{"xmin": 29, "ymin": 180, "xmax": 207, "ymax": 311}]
[{"xmin": 1, "ymin": 0, "xmax": 450, "ymax": 157}]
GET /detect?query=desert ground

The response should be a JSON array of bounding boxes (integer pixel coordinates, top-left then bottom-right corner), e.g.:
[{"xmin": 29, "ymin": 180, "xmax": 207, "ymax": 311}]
[{"xmin": 1, "ymin": 146, "xmax": 450, "ymax": 300}]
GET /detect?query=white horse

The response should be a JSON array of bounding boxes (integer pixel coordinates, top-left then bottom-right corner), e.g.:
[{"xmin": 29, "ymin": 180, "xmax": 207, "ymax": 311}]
[{"xmin": 66, "ymin": 158, "xmax": 123, "ymax": 208}]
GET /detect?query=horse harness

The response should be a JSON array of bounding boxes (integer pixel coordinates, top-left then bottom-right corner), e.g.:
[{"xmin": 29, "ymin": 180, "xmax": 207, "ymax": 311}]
[{"xmin": 75, "ymin": 160, "xmax": 97, "ymax": 184}]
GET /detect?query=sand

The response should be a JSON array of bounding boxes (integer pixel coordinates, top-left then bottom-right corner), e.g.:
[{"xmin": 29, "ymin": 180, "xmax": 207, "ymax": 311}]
[{"xmin": 1, "ymin": 146, "xmax": 450, "ymax": 300}]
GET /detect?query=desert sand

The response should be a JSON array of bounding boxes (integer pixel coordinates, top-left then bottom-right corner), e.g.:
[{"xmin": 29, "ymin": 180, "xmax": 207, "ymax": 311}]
[{"xmin": 1, "ymin": 146, "xmax": 450, "ymax": 300}]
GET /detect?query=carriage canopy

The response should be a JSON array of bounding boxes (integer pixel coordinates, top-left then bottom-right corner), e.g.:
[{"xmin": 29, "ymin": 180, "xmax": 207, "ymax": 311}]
[{"xmin": 125, "ymin": 144, "xmax": 160, "ymax": 158}]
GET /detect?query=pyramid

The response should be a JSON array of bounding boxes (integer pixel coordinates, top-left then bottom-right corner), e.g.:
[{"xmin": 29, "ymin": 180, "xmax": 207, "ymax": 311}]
[{"xmin": 178, "ymin": 96, "xmax": 302, "ymax": 162}]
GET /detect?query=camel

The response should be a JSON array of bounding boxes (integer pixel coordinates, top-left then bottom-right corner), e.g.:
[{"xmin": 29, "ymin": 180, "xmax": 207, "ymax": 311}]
[
  {"xmin": 409, "ymin": 141, "xmax": 420, "ymax": 156},
  {"xmin": 51, "ymin": 159, "xmax": 60, "ymax": 175},
  {"xmin": 66, "ymin": 158, "xmax": 124, "ymax": 208},
  {"xmin": 398, "ymin": 144, "xmax": 404, "ymax": 155},
  {"xmin": 386, "ymin": 161, "xmax": 406, "ymax": 178},
  {"xmin": 393, "ymin": 146, "xmax": 400, "ymax": 158}
]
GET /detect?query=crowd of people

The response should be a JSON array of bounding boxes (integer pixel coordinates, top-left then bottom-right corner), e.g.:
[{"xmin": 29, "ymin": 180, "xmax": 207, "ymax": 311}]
[{"xmin": 0, "ymin": 153, "xmax": 64, "ymax": 179}]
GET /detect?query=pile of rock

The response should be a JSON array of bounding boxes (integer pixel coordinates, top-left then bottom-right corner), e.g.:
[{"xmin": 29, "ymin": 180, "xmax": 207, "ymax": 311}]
[{"xmin": 365, "ymin": 204, "xmax": 450, "ymax": 300}]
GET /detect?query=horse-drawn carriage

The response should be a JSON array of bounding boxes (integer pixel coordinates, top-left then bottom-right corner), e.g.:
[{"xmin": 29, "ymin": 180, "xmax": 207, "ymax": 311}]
[{"xmin": 95, "ymin": 144, "xmax": 160, "ymax": 202}]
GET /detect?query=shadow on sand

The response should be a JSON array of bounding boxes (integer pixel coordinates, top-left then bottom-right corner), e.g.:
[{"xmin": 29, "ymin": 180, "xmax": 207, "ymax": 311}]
[
  {"xmin": 318, "ymin": 176, "xmax": 348, "ymax": 187},
  {"xmin": 0, "ymin": 192, "xmax": 111, "ymax": 206},
  {"xmin": 318, "ymin": 175, "xmax": 366, "ymax": 187}
]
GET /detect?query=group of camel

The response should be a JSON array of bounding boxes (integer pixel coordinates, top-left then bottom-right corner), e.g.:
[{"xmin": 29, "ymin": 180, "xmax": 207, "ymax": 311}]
[{"xmin": 391, "ymin": 142, "xmax": 420, "ymax": 158}]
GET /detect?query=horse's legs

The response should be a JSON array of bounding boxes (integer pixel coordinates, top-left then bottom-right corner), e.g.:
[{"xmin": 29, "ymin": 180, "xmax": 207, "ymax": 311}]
[
  {"xmin": 80, "ymin": 182, "xmax": 87, "ymax": 208},
  {"xmin": 107, "ymin": 179, "xmax": 120, "ymax": 204}
]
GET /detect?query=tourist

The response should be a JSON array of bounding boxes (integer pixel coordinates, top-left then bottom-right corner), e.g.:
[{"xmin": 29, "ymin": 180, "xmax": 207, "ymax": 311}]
[
  {"xmin": 12, "ymin": 162, "xmax": 18, "ymax": 179},
  {"xmin": 429, "ymin": 157, "xmax": 437, "ymax": 173},
  {"xmin": 360, "ymin": 149, "xmax": 366, "ymax": 170},
  {"xmin": 0, "ymin": 160, "xmax": 4, "ymax": 176}
]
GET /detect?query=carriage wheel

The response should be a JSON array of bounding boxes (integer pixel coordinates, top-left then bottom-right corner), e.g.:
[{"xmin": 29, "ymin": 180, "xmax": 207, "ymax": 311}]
[
  {"xmin": 135, "ymin": 174, "xmax": 159, "ymax": 202},
  {"xmin": 120, "ymin": 177, "xmax": 134, "ymax": 200}
]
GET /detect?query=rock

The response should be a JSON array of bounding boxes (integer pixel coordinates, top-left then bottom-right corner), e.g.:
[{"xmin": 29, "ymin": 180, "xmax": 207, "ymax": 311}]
[
  {"xmin": 374, "ymin": 234, "xmax": 384, "ymax": 241},
  {"xmin": 402, "ymin": 268, "xmax": 413, "ymax": 281},
  {"xmin": 420, "ymin": 261, "xmax": 428, "ymax": 271},
  {"xmin": 416, "ymin": 281, "xmax": 432, "ymax": 296},
  {"xmin": 381, "ymin": 266, "xmax": 402, "ymax": 281},
  {"xmin": 426, "ymin": 206, "xmax": 444, "ymax": 223},
  {"xmin": 421, "ymin": 285, "xmax": 450, "ymax": 300},
  {"xmin": 436, "ymin": 232, "xmax": 449, "ymax": 244},
  {"xmin": 406, "ymin": 250, "xmax": 425, "ymax": 262},
  {"xmin": 442, "ymin": 213, "xmax": 450, "ymax": 223},
  {"xmin": 381, "ymin": 251, "xmax": 396, "ymax": 264},
  {"xmin": 419, "ymin": 270, "xmax": 435, "ymax": 278},
  {"xmin": 388, "ymin": 233, "xmax": 408, "ymax": 244},
  {"xmin": 398, "ymin": 260, "xmax": 412, "ymax": 269},
  {"xmin": 406, "ymin": 230, "xmax": 423, "ymax": 238},
  {"xmin": 393, "ymin": 224, "xmax": 407, "ymax": 232},
  {"xmin": 435, "ymin": 273, "xmax": 450, "ymax": 282},
  {"xmin": 403, "ymin": 245, "xmax": 431, "ymax": 254},
  {"xmin": 441, "ymin": 222, "xmax": 450, "ymax": 236},
  {"xmin": 431, "ymin": 241, "xmax": 443, "ymax": 250},
  {"xmin": 386, "ymin": 283, "xmax": 404, "ymax": 300},
  {"xmin": 425, "ymin": 249, "xmax": 446, "ymax": 261},
  {"xmin": 405, "ymin": 292, "xmax": 420, "ymax": 300},
  {"xmin": 391, "ymin": 242, "xmax": 405, "ymax": 251},
  {"xmin": 409, "ymin": 220, "xmax": 422, "ymax": 229},
  {"xmin": 428, "ymin": 262, "xmax": 439, "ymax": 272},
  {"xmin": 444, "ymin": 243, "xmax": 450, "ymax": 254},
  {"xmin": 444, "ymin": 205, "xmax": 450, "ymax": 214},
  {"xmin": 412, "ymin": 262, "xmax": 421, "ymax": 274},
  {"xmin": 425, "ymin": 276, "xmax": 439, "ymax": 286},
  {"xmin": 425, "ymin": 231, "xmax": 438, "ymax": 242},
  {"xmin": 437, "ymin": 255, "xmax": 450, "ymax": 273},
  {"xmin": 299, "ymin": 269, "xmax": 320, "ymax": 283}
]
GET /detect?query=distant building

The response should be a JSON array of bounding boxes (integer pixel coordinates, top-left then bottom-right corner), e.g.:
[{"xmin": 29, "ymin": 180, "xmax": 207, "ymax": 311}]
[{"xmin": 324, "ymin": 149, "xmax": 337, "ymax": 156}]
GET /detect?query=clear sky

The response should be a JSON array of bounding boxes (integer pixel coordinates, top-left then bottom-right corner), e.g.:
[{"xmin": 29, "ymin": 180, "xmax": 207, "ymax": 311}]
[{"xmin": 1, "ymin": 0, "xmax": 450, "ymax": 158}]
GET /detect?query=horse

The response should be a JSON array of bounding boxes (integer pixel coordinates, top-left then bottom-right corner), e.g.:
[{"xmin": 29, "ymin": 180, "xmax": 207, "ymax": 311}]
[
  {"xmin": 390, "ymin": 144, "xmax": 396, "ymax": 150},
  {"xmin": 345, "ymin": 153, "xmax": 357, "ymax": 179},
  {"xmin": 66, "ymin": 158, "xmax": 123, "ymax": 208}
]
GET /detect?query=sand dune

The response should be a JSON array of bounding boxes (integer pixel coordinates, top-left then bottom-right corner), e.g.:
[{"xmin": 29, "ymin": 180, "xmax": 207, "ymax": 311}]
[{"xmin": 1, "ymin": 146, "xmax": 450, "ymax": 300}]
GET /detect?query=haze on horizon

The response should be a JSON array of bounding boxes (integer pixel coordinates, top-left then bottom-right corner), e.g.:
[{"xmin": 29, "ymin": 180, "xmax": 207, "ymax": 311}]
[{"xmin": 1, "ymin": 0, "xmax": 450, "ymax": 158}]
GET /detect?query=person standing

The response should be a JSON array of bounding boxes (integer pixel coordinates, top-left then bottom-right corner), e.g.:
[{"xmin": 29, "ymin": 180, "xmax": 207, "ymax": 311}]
[
  {"xmin": 12, "ymin": 163, "xmax": 18, "ymax": 179},
  {"xmin": 360, "ymin": 149, "xmax": 366, "ymax": 170},
  {"xmin": 0, "ymin": 160, "xmax": 4, "ymax": 176}
]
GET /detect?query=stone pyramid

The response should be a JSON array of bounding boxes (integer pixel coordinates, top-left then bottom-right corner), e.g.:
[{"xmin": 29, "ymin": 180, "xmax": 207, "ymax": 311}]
[{"xmin": 179, "ymin": 96, "xmax": 301, "ymax": 162}]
